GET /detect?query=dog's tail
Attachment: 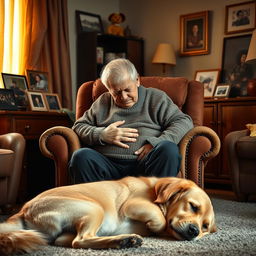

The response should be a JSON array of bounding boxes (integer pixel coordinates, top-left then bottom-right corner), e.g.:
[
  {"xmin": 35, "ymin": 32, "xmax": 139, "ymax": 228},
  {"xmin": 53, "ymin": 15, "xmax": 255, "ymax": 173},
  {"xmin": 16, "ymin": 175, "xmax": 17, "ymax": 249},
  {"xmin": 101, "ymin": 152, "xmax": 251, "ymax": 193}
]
[{"xmin": 0, "ymin": 213, "xmax": 47, "ymax": 255}]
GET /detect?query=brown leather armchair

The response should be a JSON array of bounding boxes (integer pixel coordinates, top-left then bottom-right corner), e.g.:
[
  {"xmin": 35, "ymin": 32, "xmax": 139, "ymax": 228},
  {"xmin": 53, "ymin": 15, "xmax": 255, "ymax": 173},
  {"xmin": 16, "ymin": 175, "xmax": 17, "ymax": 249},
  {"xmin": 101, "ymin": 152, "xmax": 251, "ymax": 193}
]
[
  {"xmin": 39, "ymin": 77, "xmax": 220, "ymax": 188},
  {"xmin": 225, "ymin": 129, "xmax": 256, "ymax": 201},
  {"xmin": 0, "ymin": 133, "xmax": 25, "ymax": 210}
]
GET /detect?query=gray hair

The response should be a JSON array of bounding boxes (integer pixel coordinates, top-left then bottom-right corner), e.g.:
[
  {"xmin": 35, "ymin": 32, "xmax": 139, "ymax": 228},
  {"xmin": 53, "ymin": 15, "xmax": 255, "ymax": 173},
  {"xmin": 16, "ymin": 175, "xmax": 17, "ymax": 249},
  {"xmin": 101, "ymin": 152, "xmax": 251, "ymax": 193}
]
[{"xmin": 100, "ymin": 59, "xmax": 138, "ymax": 88}]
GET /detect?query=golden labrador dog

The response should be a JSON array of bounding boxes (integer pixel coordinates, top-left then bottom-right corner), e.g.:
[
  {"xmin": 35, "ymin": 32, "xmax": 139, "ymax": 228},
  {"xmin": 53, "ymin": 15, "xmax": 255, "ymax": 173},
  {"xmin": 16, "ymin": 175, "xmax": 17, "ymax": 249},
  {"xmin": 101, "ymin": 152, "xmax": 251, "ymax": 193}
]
[{"xmin": 0, "ymin": 176, "xmax": 216, "ymax": 255}]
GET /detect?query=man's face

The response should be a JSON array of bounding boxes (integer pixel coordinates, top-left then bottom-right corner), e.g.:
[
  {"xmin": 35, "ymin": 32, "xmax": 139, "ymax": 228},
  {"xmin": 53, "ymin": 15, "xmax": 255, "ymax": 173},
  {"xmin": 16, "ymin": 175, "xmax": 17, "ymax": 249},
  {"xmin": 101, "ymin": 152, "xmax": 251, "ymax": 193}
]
[
  {"xmin": 192, "ymin": 25, "xmax": 198, "ymax": 33},
  {"xmin": 107, "ymin": 78, "xmax": 139, "ymax": 108},
  {"xmin": 240, "ymin": 54, "xmax": 247, "ymax": 63}
]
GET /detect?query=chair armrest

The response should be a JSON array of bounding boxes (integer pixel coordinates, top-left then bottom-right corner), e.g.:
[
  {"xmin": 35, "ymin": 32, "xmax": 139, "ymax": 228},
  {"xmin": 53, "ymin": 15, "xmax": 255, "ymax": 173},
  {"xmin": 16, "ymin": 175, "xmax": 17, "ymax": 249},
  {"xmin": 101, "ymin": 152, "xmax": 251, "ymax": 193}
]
[
  {"xmin": 39, "ymin": 126, "xmax": 81, "ymax": 186},
  {"xmin": 179, "ymin": 126, "xmax": 220, "ymax": 188},
  {"xmin": 224, "ymin": 129, "xmax": 248, "ymax": 199},
  {"xmin": 0, "ymin": 133, "xmax": 25, "ymax": 204}
]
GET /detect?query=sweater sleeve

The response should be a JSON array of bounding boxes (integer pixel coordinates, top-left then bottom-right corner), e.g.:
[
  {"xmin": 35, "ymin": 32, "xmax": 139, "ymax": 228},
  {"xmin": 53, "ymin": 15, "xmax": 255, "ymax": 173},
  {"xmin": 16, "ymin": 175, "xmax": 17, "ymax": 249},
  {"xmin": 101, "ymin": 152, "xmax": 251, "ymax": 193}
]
[
  {"xmin": 72, "ymin": 94, "xmax": 108, "ymax": 146},
  {"xmin": 146, "ymin": 91, "xmax": 194, "ymax": 146}
]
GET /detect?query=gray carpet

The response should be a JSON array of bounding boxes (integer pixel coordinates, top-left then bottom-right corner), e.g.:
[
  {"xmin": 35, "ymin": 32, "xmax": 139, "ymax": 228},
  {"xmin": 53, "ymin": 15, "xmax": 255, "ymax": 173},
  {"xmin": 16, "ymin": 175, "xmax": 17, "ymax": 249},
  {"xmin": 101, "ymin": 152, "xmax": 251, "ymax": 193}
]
[{"xmin": 1, "ymin": 197, "xmax": 256, "ymax": 256}]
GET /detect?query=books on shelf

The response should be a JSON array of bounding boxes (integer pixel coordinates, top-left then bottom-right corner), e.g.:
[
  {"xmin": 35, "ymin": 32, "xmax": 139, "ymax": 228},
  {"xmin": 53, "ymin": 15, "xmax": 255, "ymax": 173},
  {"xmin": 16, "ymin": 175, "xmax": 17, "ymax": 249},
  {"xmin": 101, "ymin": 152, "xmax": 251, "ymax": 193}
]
[
  {"xmin": 105, "ymin": 52, "xmax": 126, "ymax": 63},
  {"xmin": 96, "ymin": 48, "xmax": 127, "ymax": 65}
]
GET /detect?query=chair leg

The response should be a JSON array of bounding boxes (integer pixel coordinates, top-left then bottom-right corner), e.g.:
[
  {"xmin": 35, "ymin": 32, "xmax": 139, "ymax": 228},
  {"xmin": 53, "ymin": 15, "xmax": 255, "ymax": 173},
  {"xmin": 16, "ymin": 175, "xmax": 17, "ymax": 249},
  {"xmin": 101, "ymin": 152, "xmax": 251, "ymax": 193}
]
[{"xmin": 236, "ymin": 192, "xmax": 248, "ymax": 202}]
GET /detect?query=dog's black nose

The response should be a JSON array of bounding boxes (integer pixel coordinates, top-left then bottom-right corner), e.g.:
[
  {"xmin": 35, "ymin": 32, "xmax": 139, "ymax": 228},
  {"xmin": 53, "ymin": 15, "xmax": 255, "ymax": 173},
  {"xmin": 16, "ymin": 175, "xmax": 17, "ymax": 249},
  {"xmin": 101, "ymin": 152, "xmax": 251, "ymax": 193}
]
[{"xmin": 187, "ymin": 224, "xmax": 199, "ymax": 239}]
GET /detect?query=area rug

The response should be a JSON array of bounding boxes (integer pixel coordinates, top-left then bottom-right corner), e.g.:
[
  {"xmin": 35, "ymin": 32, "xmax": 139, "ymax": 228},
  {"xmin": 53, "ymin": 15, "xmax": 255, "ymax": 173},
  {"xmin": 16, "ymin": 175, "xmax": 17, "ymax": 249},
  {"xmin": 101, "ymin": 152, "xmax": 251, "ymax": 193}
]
[{"xmin": 1, "ymin": 197, "xmax": 256, "ymax": 256}]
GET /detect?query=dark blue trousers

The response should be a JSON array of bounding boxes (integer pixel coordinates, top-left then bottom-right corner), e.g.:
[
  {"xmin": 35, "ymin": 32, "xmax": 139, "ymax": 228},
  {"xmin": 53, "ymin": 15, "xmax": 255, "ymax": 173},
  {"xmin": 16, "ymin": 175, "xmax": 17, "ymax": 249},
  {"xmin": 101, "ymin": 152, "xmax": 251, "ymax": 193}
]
[{"xmin": 69, "ymin": 140, "xmax": 181, "ymax": 183}]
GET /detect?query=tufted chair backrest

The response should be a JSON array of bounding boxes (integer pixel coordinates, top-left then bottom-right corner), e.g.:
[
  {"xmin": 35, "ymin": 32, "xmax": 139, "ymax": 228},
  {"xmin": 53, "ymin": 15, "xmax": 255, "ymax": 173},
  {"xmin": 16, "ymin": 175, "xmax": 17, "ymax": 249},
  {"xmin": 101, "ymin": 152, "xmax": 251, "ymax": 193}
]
[{"xmin": 76, "ymin": 76, "xmax": 204, "ymax": 126}]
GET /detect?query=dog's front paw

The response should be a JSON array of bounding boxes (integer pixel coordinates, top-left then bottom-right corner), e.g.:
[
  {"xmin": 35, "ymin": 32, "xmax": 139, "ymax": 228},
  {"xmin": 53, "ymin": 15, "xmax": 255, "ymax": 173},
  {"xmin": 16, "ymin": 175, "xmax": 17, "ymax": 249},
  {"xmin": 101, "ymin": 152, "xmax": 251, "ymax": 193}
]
[
  {"xmin": 146, "ymin": 220, "xmax": 166, "ymax": 233},
  {"xmin": 117, "ymin": 234, "xmax": 143, "ymax": 249}
]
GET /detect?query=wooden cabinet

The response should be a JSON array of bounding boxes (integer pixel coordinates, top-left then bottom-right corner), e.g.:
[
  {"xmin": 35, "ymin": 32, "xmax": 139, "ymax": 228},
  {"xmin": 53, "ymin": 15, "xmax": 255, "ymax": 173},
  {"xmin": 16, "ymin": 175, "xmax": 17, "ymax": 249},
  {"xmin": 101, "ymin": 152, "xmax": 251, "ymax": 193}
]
[
  {"xmin": 0, "ymin": 111, "xmax": 72, "ymax": 201},
  {"xmin": 203, "ymin": 97, "xmax": 256, "ymax": 185},
  {"xmin": 77, "ymin": 32, "xmax": 144, "ymax": 88}
]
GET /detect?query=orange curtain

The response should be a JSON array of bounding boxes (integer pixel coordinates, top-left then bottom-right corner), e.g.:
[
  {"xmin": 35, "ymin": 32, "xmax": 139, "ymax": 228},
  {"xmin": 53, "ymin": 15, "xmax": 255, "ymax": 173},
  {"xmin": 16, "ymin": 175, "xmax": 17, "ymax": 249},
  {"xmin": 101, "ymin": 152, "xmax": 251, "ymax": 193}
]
[
  {"xmin": 0, "ymin": 0, "xmax": 72, "ymax": 108},
  {"xmin": 0, "ymin": 0, "xmax": 4, "ymax": 76},
  {"xmin": 0, "ymin": 0, "xmax": 27, "ymax": 86},
  {"xmin": 24, "ymin": 0, "xmax": 72, "ymax": 109}
]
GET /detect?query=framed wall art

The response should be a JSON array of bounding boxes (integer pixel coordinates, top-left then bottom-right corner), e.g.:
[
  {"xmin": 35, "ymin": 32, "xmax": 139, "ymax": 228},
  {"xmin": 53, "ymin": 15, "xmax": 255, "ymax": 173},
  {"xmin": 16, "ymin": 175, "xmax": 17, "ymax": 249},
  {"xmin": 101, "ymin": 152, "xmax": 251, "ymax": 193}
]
[
  {"xmin": 44, "ymin": 93, "xmax": 62, "ymax": 111},
  {"xmin": 1, "ymin": 73, "xmax": 28, "ymax": 109},
  {"xmin": 180, "ymin": 11, "xmax": 209, "ymax": 56},
  {"xmin": 221, "ymin": 34, "xmax": 256, "ymax": 97},
  {"xmin": 225, "ymin": 1, "xmax": 256, "ymax": 35},
  {"xmin": 76, "ymin": 10, "xmax": 103, "ymax": 34},
  {"xmin": 27, "ymin": 91, "xmax": 47, "ymax": 111},
  {"xmin": 0, "ymin": 89, "xmax": 18, "ymax": 110},
  {"xmin": 195, "ymin": 69, "xmax": 220, "ymax": 98},
  {"xmin": 214, "ymin": 84, "xmax": 230, "ymax": 98},
  {"xmin": 26, "ymin": 70, "xmax": 50, "ymax": 92}
]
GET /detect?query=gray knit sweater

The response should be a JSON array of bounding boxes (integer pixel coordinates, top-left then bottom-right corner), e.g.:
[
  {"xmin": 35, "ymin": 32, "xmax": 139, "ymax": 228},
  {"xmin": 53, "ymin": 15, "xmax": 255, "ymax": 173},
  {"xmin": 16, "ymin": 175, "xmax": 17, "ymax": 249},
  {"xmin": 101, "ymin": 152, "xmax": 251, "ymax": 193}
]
[{"xmin": 73, "ymin": 86, "xmax": 193, "ymax": 159}]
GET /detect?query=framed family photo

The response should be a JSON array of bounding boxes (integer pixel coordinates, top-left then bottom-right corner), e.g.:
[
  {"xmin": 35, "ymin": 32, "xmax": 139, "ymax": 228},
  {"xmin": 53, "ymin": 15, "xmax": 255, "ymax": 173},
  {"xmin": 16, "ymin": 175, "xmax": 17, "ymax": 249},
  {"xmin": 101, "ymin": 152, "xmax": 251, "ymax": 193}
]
[
  {"xmin": 27, "ymin": 91, "xmax": 47, "ymax": 111},
  {"xmin": 195, "ymin": 69, "xmax": 220, "ymax": 98},
  {"xmin": 26, "ymin": 70, "xmax": 50, "ymax": 92},
  {"xmin": 180, "ymin": 11, "xmax": 209, "ymax": 56},
  {"xmin": 1, "ymin": 73, "xmax": 28, "ymax": 109},
  {"xmin": 44, "ymin": 93, "xmax": 62, "ymax": 111},
  {"xmin": 225, "ymin": 1, "xmax": 256, "ymax": 35},
  {"xmin": 214, "ymin": 84, "xmax": 230, "ymax": 98},
  {"xmin": 76, "ymin": 10, "xmax": 103, "ymax": 34},
  {"xmin": 0, "ymin": 89, "xmax": 18, "ymax": 110},
  {"xmin": 221, "ymin": 34, "xmax": 256, "ymax": 97}
]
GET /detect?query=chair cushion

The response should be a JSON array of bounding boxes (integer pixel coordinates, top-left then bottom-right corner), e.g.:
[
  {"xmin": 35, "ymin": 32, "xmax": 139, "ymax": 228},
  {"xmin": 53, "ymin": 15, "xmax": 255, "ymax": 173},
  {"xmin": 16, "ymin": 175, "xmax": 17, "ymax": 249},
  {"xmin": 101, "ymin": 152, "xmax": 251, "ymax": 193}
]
[
  {"xmin": 0, "ymin": 149, "xmax": 14, "ymax": 176},
  {"xmin": 236, "ymin": 136, "xmax": 256, "ymax": 159},
  {"xmin": 92, "ymin": 79, "xmax": 107, "ymax": 101},
  {"xmin": 92, "ymin": 77, "xmax": 188, "ymax": 109},
  {"xmin": 140, "ymin": 77, "xmax": 188, "ymax": 109}
]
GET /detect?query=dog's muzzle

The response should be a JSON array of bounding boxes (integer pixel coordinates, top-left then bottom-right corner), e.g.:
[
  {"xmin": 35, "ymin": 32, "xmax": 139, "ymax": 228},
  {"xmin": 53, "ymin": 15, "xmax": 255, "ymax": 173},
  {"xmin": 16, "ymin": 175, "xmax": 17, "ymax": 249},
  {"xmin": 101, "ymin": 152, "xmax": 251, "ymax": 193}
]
[{"xmin": 170, "ymin": 222, "xmax": 199, "ymax": 241}]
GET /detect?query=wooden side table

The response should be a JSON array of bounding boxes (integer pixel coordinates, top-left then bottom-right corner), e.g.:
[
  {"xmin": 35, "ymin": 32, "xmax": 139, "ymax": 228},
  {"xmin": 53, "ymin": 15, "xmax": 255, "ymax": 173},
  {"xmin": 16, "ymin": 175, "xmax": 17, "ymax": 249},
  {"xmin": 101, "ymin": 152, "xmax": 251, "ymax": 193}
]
[{"xmin": 0, "ymin": 110, "xmax": 73, "ymax": 201}]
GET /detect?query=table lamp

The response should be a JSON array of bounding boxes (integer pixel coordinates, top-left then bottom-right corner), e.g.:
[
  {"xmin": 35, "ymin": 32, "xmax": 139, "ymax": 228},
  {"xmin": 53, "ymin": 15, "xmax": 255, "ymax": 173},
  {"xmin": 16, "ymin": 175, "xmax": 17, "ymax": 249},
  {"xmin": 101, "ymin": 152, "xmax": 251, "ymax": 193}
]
[
  {"xmin": 246, "ymin": 29, "xmax": 256, "ymax": 96},
  {"xmin": 152, "ymin": 43, "xmax": 176, "ymax": 74}
]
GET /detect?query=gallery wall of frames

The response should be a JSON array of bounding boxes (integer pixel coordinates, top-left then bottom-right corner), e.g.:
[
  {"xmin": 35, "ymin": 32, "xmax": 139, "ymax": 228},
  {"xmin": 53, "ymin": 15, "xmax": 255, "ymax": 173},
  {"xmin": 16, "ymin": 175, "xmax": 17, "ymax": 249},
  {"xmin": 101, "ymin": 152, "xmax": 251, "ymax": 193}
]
[
  {"xmin": 187, "ymin": 1, "xmax": 256, "ymax": 99},
  {"xmin": 1, "ymin": 71, "xmax": 62, "ymax": 112}
]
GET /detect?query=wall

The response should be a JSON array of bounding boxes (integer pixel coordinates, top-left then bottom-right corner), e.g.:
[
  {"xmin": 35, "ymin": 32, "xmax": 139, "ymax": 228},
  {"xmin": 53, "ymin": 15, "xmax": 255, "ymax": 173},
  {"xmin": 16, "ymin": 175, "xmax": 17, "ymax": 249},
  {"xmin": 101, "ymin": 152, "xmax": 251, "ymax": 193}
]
[
  {"xmin": 67, "ymin": 0, "xmax": 119, "ymax": 109},
  {"xmin": 68, "ymin": 0, "xmax": 255, "ymax": 108},
  {"xmin": 119, "ymin": 0, "xmax": 252, "ymax": 78}
]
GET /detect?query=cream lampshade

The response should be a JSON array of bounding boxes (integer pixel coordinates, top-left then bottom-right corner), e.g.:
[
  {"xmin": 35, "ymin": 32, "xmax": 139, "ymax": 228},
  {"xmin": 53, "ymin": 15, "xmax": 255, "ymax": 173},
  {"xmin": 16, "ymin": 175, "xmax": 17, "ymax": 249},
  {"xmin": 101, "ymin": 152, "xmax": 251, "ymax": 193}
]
[
  {"xmin": 246, "ymin": 29, "xmax": 256, "ymax": 96},
  {"xmin": 152, "ymin": 43, "xmax": 176, "ymax": 74}
]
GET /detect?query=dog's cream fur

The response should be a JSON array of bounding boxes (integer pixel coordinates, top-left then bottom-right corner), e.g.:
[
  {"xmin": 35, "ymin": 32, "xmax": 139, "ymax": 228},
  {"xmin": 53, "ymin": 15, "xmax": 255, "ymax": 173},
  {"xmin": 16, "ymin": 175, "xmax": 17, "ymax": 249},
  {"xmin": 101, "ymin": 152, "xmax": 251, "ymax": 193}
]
[{"xmin": 0, "ymin": 176, "xmax": 216, "ymax": 255}]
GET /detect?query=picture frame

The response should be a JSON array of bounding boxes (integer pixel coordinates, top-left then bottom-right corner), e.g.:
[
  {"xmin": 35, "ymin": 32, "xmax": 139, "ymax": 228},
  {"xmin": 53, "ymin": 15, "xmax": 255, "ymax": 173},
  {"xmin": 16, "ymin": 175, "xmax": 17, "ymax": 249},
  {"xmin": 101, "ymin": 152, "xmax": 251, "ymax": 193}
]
[
  {"xmin": 44, "ymin": 93, "xmax": 62, "ymax": 111},
  {"xmin": 26, "ymin": 70, "xmax": 50, "ymax": 92},
  {"xmin": 180, "ymin": 11, "xmax": 209, "ymax": 56},
  {"xmin": 214, "ymin": 84, "xmax": 231, "ymax": 98},
  {"xmin": 27, "ymin": 91, "xmax": 47, "ymax": 111},
  {"xmin": 195, "ymin": 69, "xmax": 220, "ymax": 98},
  {"xmin": 221, "ymin": 34, "xmax": 256, "ymax": 97},
  {"xmin": 0, "ymin": 89, "xmax": 18, "ymax": 110},
  {"xmin": 1, "ymin": 73, "xmax": 28, "ymax": 109},
  {"xmin": 225, "ymin": 1, "xmax": 256, "ymax": 35},
  {"xmin": 76, "ymin": 10, "xmax": 103, "ymax": 34}
]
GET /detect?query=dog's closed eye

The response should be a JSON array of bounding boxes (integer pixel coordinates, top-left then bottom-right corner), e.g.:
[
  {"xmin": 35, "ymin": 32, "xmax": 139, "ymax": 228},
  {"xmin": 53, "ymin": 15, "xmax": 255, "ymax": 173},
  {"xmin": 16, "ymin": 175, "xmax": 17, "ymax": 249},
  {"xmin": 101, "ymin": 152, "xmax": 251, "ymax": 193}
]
[{"xmin": 189, "ymin": 202, "xmax": 199, "ymax": 213}]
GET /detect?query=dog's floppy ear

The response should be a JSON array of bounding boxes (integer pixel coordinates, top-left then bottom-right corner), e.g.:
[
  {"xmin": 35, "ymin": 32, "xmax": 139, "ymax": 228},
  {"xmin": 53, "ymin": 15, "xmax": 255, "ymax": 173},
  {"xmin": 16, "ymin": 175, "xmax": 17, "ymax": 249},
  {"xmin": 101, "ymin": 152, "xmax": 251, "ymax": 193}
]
[{"xmin": 154, "ymin": 177, "xmax": 194, "ymax": 204}]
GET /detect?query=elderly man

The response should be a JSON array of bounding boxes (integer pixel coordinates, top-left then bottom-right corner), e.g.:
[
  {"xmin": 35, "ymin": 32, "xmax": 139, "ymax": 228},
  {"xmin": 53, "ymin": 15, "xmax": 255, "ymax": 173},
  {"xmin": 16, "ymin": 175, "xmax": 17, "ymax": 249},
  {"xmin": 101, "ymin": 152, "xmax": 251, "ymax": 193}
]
[{"xmin": 69, "ymin": 59, "xmax": 193, "ymax": 183}]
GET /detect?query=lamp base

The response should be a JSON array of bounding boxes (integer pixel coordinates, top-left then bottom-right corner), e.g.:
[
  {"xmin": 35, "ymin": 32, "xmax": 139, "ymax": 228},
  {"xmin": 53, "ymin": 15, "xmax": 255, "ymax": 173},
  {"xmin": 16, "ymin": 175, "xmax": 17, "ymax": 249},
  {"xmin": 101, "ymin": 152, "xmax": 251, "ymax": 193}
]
[{"xmin": 247, "ymin": 79, "xmax": 256, "ymax": 97}]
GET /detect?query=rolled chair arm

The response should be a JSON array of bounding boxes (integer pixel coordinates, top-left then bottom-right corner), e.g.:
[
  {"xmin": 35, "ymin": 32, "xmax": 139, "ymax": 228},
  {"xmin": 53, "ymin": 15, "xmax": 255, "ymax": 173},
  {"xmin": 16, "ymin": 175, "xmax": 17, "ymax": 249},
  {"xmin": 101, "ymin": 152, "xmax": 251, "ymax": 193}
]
[
  {"xmin": 0, "ymin": 133, "xmax": 25, "ymax": 205},
  {"xmin": 224, "ymin": 129, "xmax": 248, "ymax": 201},
  {"xmin": 179, "ymin": 126, "xmax": 220, "ymax": 188},
  {"xmin": 39, "ymin": 126, "xmax": 81, "ymax": 186}
]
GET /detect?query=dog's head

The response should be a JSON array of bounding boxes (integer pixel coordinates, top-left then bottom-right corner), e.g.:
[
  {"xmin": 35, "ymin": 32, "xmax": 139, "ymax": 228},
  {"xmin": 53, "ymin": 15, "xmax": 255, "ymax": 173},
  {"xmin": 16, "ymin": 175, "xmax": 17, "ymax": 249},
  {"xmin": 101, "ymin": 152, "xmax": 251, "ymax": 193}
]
[{"xmin": 154, "ymin": 177, "xmax": 216, "ymax": 241}]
